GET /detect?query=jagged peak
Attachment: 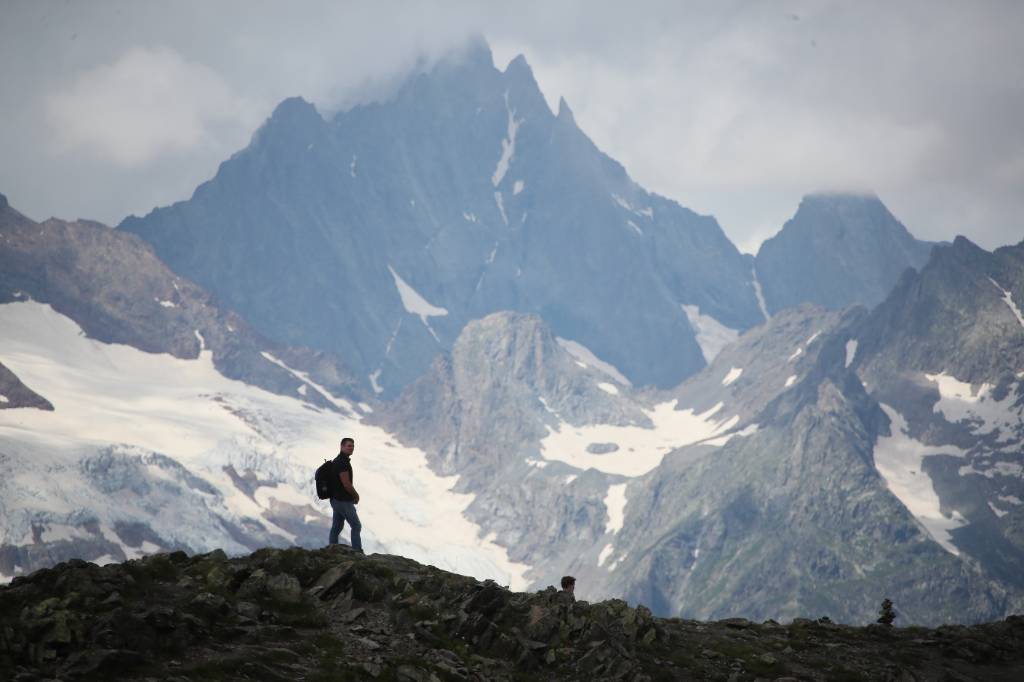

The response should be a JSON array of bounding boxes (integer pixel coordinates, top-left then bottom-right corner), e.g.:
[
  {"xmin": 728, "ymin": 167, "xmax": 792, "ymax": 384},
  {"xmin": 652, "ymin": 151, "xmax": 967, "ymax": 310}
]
[
  {"xmin": 557, "ymin": 96, "xmax": 577, "ymax": 126},
  {"xmin": 0, "ymin": 192, "xmax": 8, "ymax": 211},
  {"xmin": 798, "ymin": 192, "xmax": 883, "ymax": 209},
  {"xmin": 503, "ymin": 53, "xmax": 531, "ymax": 77},
  {"xmin": 268, "ymin": 96, "xmax": 323, "ymax": 125}
]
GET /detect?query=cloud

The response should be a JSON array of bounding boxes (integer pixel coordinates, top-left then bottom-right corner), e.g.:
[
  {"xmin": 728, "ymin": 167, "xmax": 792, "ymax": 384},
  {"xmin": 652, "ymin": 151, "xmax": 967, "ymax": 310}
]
[
  {"xmin": 2, "ymin": 1, "xmax": 1021, "ymax": 251},
  {"xmin": 45, "ymin": 46, "xmax": 258, "ymax": 166}
]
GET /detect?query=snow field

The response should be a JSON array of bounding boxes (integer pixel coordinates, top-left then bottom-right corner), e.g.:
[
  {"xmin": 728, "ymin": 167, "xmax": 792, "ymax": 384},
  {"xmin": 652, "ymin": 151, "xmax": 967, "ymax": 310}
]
[
  {"xmin": 0, "ymin": 302, "xmax": 529, "ymax": 589},
  {"xmin": 873, "ymin": 404, "xmax": 967, "ymax": 556},
  {"xmin": 681, "ymin": 304, "xmax": 739, "ymax": 365},
  {"xmin": 604, "ymin": 483, "xmax": 628, "ymax": 534},
  {"xmin": 539, "ymin": 400, "xmax": 740, "ymax": 477}
]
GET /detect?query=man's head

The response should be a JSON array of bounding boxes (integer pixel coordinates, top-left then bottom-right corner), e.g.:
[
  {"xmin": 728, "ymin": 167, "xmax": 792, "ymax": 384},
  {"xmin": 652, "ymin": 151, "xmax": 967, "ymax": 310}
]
[
  {"xmin": 560, "ymin": 575, "xmax": 576, "ymax": 592},
  {"xmin": 339, "ymin": 437, "xmax": 355, "ymax": 456}
]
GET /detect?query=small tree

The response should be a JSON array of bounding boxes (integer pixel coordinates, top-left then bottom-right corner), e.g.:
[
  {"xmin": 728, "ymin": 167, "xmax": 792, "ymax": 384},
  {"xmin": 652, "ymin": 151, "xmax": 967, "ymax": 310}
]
[{"xmin": 877, "ymin": 598, "xmax": 896, "ymax": 626}]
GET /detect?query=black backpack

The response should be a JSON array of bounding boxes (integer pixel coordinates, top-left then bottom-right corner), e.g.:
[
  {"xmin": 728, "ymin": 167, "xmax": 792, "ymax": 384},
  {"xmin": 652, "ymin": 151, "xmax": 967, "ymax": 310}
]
[{"xmin": 315, "ymin": 459, "xmax": 337, "ymax": 500}]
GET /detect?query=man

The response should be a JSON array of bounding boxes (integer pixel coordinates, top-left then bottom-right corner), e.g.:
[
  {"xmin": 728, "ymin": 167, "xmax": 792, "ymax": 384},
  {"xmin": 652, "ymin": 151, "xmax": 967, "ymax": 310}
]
[
  {"xmin": 328, "ymin": 437, "xmax": 362, "ymax": 552},
  {"xmin": 560, "ymin": 575, "xmax": 576, "ymax": 598}
]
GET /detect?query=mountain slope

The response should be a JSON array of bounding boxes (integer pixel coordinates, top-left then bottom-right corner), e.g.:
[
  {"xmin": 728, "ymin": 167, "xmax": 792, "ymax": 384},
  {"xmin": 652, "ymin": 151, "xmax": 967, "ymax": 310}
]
[
  {"xmin": 851, "ymin": 237, "xmax": 1024, "ymax": 592},
  {"xmin": 0, "ymin": 193, "xmax": 360, "ymax": 410},
  {"xmin": 0, "ymin": 193, "xmax": 523, "ymax": 584},
  {"xmin": 755, "ymin": 194, "xmax": 936, "ymax": 315},
  {"xmin": 379, "ymin": 292, "xmax": 1024, "ymax": 625},
  {"xmin": 120, "ymin": 40, "xmax": 764, "ymax": 396}
]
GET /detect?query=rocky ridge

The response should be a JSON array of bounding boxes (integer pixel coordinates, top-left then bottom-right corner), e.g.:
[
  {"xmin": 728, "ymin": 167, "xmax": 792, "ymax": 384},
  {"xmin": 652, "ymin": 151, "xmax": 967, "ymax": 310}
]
[
  {"xmin": 3, "ymin": 545, "xmax": 1023, "ymax": 681},
  {"xmin": 755, "ymin": 194, "xmax": 936, "ymax": 315}
]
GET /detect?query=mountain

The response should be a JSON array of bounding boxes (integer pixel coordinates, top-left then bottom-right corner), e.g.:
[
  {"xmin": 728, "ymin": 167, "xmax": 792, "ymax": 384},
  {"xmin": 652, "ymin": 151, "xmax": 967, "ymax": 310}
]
[
  {"xmin": 378, "ymin": 241, "xmax": 1024, "ymax": 625},
  {"xmin": 5, "ymin": 545, "xmax": 1024, "ymax": 681},
  {"xmin": 120, "ymin": 40, "xmax": 765, "ymax": 396},
  {"xmin": 852, "ymin": 237, "xmax": 1024, "ymax": 590},
  {"xmin": 755, "ymin": 193, "xmax": 936, "ymax": 315},
  {"xmin": 0, "ymin": 193, "xmax": 360, "ymax": 410},
  {"xmin": 0, "ymin": 194, "xmax": 524, "ymax": 585}
]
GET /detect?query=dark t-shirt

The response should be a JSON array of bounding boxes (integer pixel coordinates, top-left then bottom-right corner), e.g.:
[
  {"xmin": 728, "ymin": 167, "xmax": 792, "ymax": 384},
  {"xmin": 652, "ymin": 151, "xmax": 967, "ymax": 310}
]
[{"xmin": 331, "ymin": 454, "xmax": 354, "ymax": 501}]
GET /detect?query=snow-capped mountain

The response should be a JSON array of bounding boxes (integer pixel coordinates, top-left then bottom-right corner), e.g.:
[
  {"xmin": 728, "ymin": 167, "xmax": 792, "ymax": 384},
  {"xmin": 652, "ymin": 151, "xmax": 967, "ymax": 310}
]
[
  {"xmin": 120, "ymin": 40, "xmax": 764, "ymax": 397},
  {"xmin": 376, "ymin": 240, "xmax": 1024, "ymax": 625},
  {"xmin": 853, "ymin": 236, "xmax": 1024, "ymax": 587},
  {"xmin": 755, "ymin": 193, "xmax": 936, "ymax": 315},
  {"xmin": 0, "ymin": 196, "xmax": 526, "ymax": 587}
]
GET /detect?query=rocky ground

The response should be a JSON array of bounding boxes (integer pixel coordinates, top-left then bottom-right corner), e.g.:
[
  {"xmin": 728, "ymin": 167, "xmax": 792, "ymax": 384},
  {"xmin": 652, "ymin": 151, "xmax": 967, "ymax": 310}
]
[{"xmin": 2, "ymin": 546, "xmax": 1022, "ymax": 681}]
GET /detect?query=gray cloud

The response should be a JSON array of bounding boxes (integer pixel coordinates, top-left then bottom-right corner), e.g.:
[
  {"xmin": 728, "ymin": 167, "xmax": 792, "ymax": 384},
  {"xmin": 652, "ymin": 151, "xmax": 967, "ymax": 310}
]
[{"xmin": 1, "ymin": 0, "xmax": 1021, "ymax": 252}]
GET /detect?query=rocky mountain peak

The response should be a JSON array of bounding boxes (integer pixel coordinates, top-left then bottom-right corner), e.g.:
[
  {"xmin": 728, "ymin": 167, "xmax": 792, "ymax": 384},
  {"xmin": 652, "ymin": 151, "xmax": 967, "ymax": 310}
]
[
  {"xmin": 557, "ymin": 95, "xmax": 578, "ymax": 126},
  {"xmin": 754, "ymin": 193, "xmax": 935, "ymax": 314}
]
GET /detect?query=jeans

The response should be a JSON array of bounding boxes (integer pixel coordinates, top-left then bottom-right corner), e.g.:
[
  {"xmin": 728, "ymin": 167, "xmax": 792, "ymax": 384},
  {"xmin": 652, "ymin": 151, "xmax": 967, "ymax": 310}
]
[{"xmin": 329, "ymin": 498, "xmax": 362, "ymax": 551}]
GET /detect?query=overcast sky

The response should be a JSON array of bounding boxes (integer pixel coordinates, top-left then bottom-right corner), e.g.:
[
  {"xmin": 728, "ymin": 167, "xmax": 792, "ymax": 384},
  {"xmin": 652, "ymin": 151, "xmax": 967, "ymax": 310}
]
[{"xmin": 1, "ymin": 0, "xmax": 1021, "ymax": 254}]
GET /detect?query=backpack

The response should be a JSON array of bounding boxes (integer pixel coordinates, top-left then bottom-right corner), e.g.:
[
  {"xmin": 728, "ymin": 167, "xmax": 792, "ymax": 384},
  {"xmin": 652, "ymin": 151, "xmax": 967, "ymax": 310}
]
[{"xmin": 315, "ymin": 459, "xmax": 337, "ymax": 500}]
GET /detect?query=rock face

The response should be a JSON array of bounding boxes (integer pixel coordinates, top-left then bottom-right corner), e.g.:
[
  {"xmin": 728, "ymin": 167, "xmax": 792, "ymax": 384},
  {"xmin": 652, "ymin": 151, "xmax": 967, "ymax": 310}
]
[
  {"xmin": 0, "ymin": 362, "xmax": 52, "ymax": 411},
  {"xmin": 852, "ymin": 237, "xmax": 1024, "ymax": 600},
  {"xmin": 379, "ymin": 276, "xmax": 1024, "ymax": 625},
  {"xmin": 120, "ymin": 40, "xmax": 763, "ymax": 396},
  {"xmin": 755, "ymin": 194, "xmax": 936, "ymax": 315},
  {"xmin": 0, "ymin": 194, "xmax": 362, "ymax": 410},
  {"xmin": 3, "ymin": 546, "xmax": 1023, "ymax": 681}
]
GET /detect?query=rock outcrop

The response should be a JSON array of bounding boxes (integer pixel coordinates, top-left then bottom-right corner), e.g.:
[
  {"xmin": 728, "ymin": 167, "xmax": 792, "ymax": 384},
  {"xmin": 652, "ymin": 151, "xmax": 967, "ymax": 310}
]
[{"xmin": 2, "ymin": 546, "xmax": 1023, "ymax": 681}]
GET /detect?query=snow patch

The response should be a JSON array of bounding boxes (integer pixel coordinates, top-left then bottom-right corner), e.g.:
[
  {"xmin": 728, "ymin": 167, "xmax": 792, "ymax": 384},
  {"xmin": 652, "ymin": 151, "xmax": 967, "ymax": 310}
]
[
  {"xmin": 989, "ymin": 277, "xmax": 1024, "ymax": 328},
  {"xmin": 874, "ymin": 404, "xmax": 968, "ymax": 556},
  {"xmin": 704, "ymin": 422, "xmax": 759, "ymax": 446},
  {"xmin": 388, "ymin": 265, "xmax": 448, "ymax": 340},
  {"xmin": 564, "ymin": 474, "xmax": 577, "ymax": 485},
  {"xmin": 626, "ymin": 220, "xmax": 643, "ymax": 236},
  {"xmin": 491, "ymin": 91, "xmax": 521, "ymax": 187},
  {"xmin": 297, "ymin": 385, "xmax": 308, "ymax": 396},
  {"xmin": 494, "ymin": 192, "xmax": 508, "ymax": 225},
  {"xmin": 555, "ymin": 338, "xmax": 632, "ymax": 386},
  {"xmin": 926, "ymin": 372, "xmax": 1022, "ymax": 441},
  {"xmin": 788, "ymin": 347, "xmax": 803, "ymax": 362},
  {"xmin": 369, "ymin": 370, "xmax": 383, "ymax": 395},
  {"xmin": 806, "ymin": 331, "xmax": 821, "ymax": 345},
  {"xmin": 721, "ymin": 367, "xmax": 743, "ymax": 386},
  {"xmin": 597, "ymin": 382, "xmax": 619, "ymax": 395},
  {"xmin": 358, "ymin": 402, "xmax": 373, "ymax": 414},
  {"xmin": 350, "ymin": 155, "xmax": 357, "ymax": 177},
  {"xmin": 989, "ymin": 502, "xmax": 1009, "ymax": 518},
  {"xmin": 462, "ymin": 211, "xmax": 478, "ymax": 223},
  {"xmin": 0, "ymin": 395, "xmax": 8, "ymax": 404},
  {"xmin": 681, "ymin": 305, "xmax": 740, "ymax": 365},
  {"xmin": 785, "ymin": 375, "xmax": 797, "ymax": 388},
  {"xmin": 845, "ymin": 339, "xmax": 858, "ymax": 368},
  {"xmin": 540, "ymin": 400, "xmax": 739, "ymax": 477},
  {"xmin": 604, "ymin": 483, "xmax": 627, "ymax": 534},
  {"xmin": 261, "ymin": 351, "xmax": 353, "ymax": 413},
  {"xmin": 194, "ymin": 330, "xmax": 206, "ymax": 350},
  {"xmin": 597, "ymin": 543, "xmax": 614, "ymax": 567},
  {"xmin": 157, "ymin": 299, "xmax": 177, "ymax": 308},
  {"xmin": 513, "ymin": 180, "xmax": 524, "ymax": 195},
  {"xmin": 751, "ymin": 268, "xmax": 770, "ymax": 321}
]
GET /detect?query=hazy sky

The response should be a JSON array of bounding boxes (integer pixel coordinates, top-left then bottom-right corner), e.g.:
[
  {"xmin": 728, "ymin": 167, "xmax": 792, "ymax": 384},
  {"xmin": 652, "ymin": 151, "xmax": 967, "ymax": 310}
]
[{"xmin": 1, "ymin": 0, "xmax": 1021, "ymax": 254}]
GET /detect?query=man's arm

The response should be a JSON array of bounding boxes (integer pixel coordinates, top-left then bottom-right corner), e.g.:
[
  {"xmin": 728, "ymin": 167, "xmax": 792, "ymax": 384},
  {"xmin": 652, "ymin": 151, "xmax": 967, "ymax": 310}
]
[{"xmin": 339, "ymin": 471, "xmax": 360, "ymax": 504}]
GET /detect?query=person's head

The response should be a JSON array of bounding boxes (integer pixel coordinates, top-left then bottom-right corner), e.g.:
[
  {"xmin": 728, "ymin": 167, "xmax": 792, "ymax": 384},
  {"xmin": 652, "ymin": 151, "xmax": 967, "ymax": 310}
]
[
  {"xmin": 560, "ymin": 576, "xmax": 576, "ymax": 592},
  {"xmin": 339, "ymin": 437, "xmax": 355, "ymax": 456}
]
